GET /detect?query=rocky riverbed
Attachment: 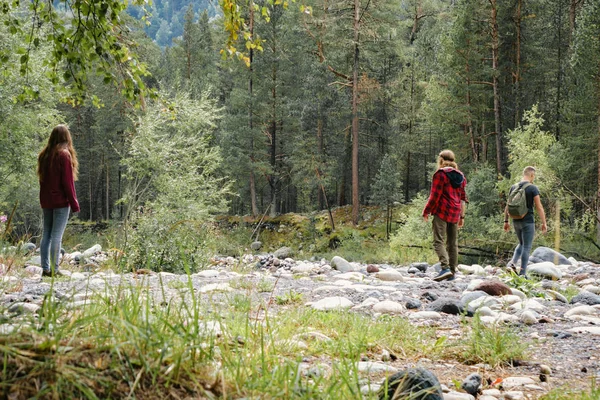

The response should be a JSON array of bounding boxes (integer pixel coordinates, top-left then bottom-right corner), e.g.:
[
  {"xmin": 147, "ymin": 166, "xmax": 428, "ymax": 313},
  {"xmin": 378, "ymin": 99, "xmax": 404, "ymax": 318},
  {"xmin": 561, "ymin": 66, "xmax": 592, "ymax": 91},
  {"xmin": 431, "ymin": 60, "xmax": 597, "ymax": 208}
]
[{"xmin": 2, "ymin": 244, "xmax": 600, "ymax": 399}]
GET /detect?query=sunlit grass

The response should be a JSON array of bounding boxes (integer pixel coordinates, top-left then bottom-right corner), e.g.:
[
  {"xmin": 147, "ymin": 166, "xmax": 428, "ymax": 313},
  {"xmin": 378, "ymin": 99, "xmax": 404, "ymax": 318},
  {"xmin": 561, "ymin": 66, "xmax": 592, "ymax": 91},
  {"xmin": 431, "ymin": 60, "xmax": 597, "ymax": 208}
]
[
  {"xmin": 0, "ymin": 273, "xmax": 453, "ymax": 399},
  {"xmin": 444, "ymin": 314, "xmax": 529, "ymax": 368},
  {"xmin": 540, "ymin": 378, "xmax": 600, "ymax": 400}
]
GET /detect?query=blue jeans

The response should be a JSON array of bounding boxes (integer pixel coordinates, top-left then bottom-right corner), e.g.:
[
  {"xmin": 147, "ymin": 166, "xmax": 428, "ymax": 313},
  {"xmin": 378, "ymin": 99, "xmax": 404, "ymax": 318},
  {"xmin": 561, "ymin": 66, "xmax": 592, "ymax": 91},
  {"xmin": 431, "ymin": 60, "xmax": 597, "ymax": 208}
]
[
  {"xmin": 510, "ymin": 220, "xmax": 535, "ymax": 276},
  {"xmin": 40, "ymin": 207, "xmax": 70, "ymax": 272}
]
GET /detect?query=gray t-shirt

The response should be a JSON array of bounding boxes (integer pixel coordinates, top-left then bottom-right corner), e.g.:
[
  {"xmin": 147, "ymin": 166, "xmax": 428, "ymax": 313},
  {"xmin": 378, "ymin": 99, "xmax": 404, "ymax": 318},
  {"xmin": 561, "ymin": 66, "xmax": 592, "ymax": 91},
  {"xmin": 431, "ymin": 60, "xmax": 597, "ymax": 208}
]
[{"xmin": 509, "ymin": 182, "xmax": 540, "ymax": 223}]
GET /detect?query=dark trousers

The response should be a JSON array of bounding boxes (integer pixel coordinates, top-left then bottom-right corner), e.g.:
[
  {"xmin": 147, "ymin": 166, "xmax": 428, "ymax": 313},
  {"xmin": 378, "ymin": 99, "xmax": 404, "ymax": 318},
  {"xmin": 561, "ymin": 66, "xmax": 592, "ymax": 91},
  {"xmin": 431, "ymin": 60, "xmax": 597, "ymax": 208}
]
[{"xmin": 432, "ymin": 215, "xmax": 458, "ymax": 273}]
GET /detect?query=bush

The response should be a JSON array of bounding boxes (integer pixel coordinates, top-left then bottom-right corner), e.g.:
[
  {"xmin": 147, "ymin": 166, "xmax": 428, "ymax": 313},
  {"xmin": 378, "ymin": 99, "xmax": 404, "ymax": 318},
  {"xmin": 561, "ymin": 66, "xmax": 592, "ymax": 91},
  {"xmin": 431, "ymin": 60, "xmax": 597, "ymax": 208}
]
[
  {"xmin": 120, "ymin": 93, "xmax": 232, "ymax": 272},
  {"xmin": 389, "ymin": 195, "xmax": 435, "ymax": 263}
]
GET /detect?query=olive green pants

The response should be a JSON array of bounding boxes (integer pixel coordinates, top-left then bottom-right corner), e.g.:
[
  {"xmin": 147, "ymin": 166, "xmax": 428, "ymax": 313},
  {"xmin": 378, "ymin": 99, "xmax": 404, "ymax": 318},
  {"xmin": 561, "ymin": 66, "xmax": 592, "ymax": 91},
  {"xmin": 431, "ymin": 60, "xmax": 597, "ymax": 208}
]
[{"xmin": 432, "ymin": 215, "xmax": 458, "ymax": 273}]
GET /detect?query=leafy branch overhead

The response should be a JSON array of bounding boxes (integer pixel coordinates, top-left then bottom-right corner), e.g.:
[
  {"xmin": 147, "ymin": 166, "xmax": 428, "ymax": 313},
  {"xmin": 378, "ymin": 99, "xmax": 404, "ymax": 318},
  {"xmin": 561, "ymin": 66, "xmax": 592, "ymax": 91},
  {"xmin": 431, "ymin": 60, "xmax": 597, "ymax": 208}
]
[
  {"xmin": 219, "ymin": 0, "xmax": 311, "ymax": 66},
  {"xmin": 1, "ymin": 0, "xmax": 153, "ymax": 104}
]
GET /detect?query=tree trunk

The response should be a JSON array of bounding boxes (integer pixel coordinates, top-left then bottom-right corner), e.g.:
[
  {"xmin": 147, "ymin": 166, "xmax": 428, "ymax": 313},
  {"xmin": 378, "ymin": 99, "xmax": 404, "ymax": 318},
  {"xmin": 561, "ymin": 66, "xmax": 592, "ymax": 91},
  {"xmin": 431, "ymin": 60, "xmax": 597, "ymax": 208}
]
[
  {"xmin": 597, "ymin": 68, "xmax": 600, "ymax": 240},
  {"xmin": 339, "ymin": 128, "xmax": 351, "ymax": 206},
  {"xmin": 106, "ymin": 160, "xmax": 109, "ymax": 220},
  {"xmin": 317, "ymin": 118, "xmax": 324, "ymax": 210},
  {"xmin": 269, "ymin": 18, "xmax": 279, "ymax": 218},
  {"xmin": 490, "ymin": 0, "xmax": 504, "ymax": 174},
  {"xmin": 514, "ymin": 0, "xmax": 522, "ymax": 126},
  {"xmin": 269, "ymin": 118, "xmax": 277, "ymax": 218},
  {"xmin": 569, "ymin": 0, "xmax": 585, "ymax": 43},
  {"xmin": 404, "ymin": 151, "xmax": 411, "ymax": 203},
  {"xmin": 351, "ymin": 0, "xmax": 360, "ymax": 225},
  {"xmin": 465, "ymin": 57, "xmax": 476, "ymax": 162},
  {"xmin": 248, "ymin": 2, "xmax": 258, "ymax": 217},
  {"xmin": 556, "ymin": 0, "xmax": 564, "ymax": 140}
]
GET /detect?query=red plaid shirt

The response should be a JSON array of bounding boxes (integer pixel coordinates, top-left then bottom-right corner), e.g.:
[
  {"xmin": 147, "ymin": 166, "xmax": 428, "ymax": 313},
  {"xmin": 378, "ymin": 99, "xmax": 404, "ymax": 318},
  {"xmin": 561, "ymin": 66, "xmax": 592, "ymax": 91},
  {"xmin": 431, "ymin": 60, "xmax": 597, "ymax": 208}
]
[{"xmin": 422, "ymin": 167, "xmax": 467, "ymax": 224}]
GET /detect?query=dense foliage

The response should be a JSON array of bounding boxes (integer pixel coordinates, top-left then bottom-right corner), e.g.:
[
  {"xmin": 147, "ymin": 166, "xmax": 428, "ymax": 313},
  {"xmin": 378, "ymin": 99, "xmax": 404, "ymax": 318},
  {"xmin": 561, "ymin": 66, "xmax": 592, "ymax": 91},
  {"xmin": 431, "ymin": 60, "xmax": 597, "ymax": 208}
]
[{"xmin": 1, "ymin": 0, "xmax": 600, "ymax": 267}]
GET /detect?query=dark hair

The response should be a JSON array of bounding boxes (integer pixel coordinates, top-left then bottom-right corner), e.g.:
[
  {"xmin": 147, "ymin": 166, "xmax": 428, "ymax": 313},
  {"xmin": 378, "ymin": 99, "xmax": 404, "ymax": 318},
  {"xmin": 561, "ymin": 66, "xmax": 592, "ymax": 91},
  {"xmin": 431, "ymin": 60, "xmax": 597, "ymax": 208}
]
[{"xmin": 37, "ymin": 124, "xmax": 79, "ymax": 182}]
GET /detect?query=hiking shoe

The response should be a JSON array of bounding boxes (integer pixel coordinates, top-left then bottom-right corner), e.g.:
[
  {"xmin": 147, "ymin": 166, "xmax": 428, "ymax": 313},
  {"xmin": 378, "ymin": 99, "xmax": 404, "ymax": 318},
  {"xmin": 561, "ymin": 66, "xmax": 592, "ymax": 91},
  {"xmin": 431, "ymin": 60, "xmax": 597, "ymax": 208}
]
[
  {"xmin": 506, "ymin": 261, "xmax": 518, "ymax": 274},
  {"xmin": 447, "ymin": 274, "xmax": 456, "ymax": 282},
  {"xmin": 433, "ymin": 269, "xmax": 453, "ymax": 282},
  {"xmin": 42, "ymin": 269, "xmax": 53, "ymax": 277}
]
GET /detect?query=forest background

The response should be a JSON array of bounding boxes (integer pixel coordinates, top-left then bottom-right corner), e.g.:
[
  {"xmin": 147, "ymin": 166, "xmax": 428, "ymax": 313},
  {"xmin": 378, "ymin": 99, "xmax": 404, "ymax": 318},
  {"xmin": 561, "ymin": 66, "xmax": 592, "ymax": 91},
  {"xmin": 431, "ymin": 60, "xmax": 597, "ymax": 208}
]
[{"xmin": 1, "ymin": 0, "xmax": 600, "ymax": 272}]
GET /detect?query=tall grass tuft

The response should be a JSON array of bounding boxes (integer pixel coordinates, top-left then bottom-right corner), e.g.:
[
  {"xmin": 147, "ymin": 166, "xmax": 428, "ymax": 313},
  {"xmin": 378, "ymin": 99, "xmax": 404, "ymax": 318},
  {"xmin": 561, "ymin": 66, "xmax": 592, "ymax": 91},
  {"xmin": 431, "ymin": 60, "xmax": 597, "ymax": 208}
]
[{"xmin": 445, "ymin": 314, "xmax": 529, "ymax": 368}]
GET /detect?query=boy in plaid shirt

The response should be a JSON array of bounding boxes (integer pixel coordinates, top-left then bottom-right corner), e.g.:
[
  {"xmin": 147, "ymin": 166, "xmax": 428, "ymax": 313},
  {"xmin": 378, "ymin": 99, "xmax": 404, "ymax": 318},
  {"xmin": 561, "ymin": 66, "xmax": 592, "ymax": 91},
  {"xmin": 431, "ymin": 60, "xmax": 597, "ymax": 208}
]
[{"xmin": 423, "ymin": 150, "xmax": 467, "ymax": 281}]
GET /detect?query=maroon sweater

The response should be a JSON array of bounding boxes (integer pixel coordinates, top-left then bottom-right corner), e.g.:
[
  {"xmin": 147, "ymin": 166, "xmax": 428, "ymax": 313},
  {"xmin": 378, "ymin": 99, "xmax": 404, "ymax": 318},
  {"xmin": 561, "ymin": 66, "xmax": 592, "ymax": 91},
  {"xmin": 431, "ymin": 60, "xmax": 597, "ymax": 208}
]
[{"xmin": 39, "ymin": 150, "xmax": 80, "ymax": 212}]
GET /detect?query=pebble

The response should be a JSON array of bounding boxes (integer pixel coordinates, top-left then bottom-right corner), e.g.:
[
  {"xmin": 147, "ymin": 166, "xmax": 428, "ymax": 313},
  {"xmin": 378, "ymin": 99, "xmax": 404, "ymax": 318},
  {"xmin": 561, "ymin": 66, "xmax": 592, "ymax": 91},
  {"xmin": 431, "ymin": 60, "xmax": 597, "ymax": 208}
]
[
  {"xmin": 376, "ymin": 269, "xmax": 403, "ymax": 281},
  {"xmin": 356, "ymin": 361, "xmax": 398, "ymax": 374},
  {"xmin": 311, "ymin": 296, "xmax": 354, "ymax": 311},
  {"xmin": 372, "ymin": 300, "xmax": 404, "ymax": 314}
]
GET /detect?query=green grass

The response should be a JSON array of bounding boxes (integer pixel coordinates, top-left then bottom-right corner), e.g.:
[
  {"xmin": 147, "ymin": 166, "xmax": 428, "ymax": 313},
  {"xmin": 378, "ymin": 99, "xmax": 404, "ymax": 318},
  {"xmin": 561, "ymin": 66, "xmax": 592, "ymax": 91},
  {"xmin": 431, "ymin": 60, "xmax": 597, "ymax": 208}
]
[
  {"xmin": 500, "ymin": 270, "xmax": 543, "ymax": 297},
  {"xmin": 447, "ymin": 314, "xmax": 529, "ymax": 367},
  {"xmin": 275, "ymin": 290, "xmax": 304, "ymax": 305},
  {"xmin": 540, "ymin": 379, "xmax": 600, "ymax": 400},
  {"xmin": 0, "ymin": 273, "xmax": 451, "ymax": 399},
  {"xmin": 257, "ymin": 278, "xmax": 275, "ymax": 292}
]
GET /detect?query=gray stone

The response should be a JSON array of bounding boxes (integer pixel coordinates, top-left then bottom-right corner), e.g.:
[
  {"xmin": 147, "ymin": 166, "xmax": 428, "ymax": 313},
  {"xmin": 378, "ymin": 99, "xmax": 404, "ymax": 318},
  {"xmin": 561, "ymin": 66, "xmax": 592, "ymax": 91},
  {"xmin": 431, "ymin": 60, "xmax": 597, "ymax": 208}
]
[
  {"xmin": 25, "ymin": 265, "xmax": 43, "ymax": 275},
  {"xmin": 71, "ymin": 272, "xmax": 86, "ymax": 280},
  {"xmin": 372, "ymin": 300, "xmax": 404, "ymax": 314},
  {"xmin": 565, "ymin": 305, "xmax": 598, "ymax": 318},
  {"xmin": 273, "ymin": 246, "xmax": 292, "ymax": 259},
  {"xmin": 250, "ymin": 241, "xmax": 262, "ymax": 251},
  {"xmin": 195, "ymin": 270, "xmax": 220, "ymax": 278},
  {"xmin": 22, "ymin": 242, "xmax": 36, "ymax": 254},
  {"xmin": 311, "ymin": 296, "xmax": 353, "ymax": 311},
  {"xmin": 376, "ymin": 269, "xmax": 403, "ymax": 281},
  {"xmin": 546, "ymin": 290, "xmax": 569, "ymax": 304},
  {"xmin": 529, "ymin": 247, "xmax": 572, "ymax": 265},
  {"xmin": 8, "ymin": 302, "xmax": 41, "ymax": 314},
  {"xmin": 422, "ymin": 291, "xmax": 438, "ymax": 301},
  {"xmin": 331, "ymin": 256, "xmax": 354, "ymax": 272},
  {"xmin": 568, "ymin": 326, "xmax": 600, "ymax": 335},
  {"xmin": 500, "ymin": 376, "xmax": 536, "ymax": 389},
  {"xmin": 357, "ymin": 361, "xmax": 398, "ymax": 374},
  {"xmin": 405, "ymin": 298, "xmax": 422, "ymax": 309},
  {"xmin": 460, "ymin": 291, "xmax": 489, "ymax": 305},
  {"xmin": 571, "ymin": 291, "xmax": 600, "ymax": 306},
  {"xmin": 527, "ymin": 262, "xmax": 563, "ymax": 280},
  {"xmin": 461, "ymin": 373, "xmax": 482, "ymax": 396},
  {"xmin": 69, "ymin": 251, "xmax": 83, "ymax": 262},
  {"xmin": 409, "ymin": 311, "xmax": 442, "ymax": 320},
  {"xmin": 379, "ymin": 367, "xmax": 443, "ymax": 400},
  {"xmin": 0, "ymin": 324, "xmax": 17, "ymax": 335},
  {"xmin": 410, "ymin": 262, "xmax": 429, "ymax": 272},
  {"xmin": 520, "ymin": 310, "xmax": 538, "ymax": 325},
  {"xmin": 26, "ymin": 256, "xmax": 42, "ymax": 266},
  {"xmin": 82, "ymin": 244, "xmax": 102, "ymax": 258},
  {"xmin": 427, "ymin": 298, "xmax": 465, "ymax": 315}
]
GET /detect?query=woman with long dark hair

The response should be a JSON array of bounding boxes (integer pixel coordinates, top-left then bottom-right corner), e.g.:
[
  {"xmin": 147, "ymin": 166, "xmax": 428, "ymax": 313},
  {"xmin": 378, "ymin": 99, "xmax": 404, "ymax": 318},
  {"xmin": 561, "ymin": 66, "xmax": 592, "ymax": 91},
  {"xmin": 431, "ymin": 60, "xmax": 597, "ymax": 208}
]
[{"xmin": 37, "ymin": 124, "xmax": 80, "ymax": 277}]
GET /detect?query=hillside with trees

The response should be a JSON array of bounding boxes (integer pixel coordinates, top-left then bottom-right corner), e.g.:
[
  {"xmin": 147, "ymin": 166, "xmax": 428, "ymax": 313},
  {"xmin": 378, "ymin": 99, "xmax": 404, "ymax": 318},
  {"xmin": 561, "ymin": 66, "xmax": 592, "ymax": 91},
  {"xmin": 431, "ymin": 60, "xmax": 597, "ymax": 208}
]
[{"xmin": 1, "ymin": 0, "xmax": 600, "ymax": 264}]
